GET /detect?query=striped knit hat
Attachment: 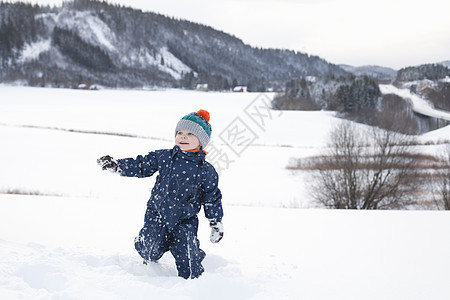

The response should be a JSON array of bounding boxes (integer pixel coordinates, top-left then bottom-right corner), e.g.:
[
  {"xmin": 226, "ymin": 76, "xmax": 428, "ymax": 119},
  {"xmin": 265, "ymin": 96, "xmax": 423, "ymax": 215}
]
[{"xmin": 175, "ymin": 109, "xmax": 212, "ymax": 148}]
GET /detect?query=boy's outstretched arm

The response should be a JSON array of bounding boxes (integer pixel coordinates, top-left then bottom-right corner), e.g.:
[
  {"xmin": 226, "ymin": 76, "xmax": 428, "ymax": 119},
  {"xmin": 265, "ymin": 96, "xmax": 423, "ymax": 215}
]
[
  {"xmin": 116, "ymin": 153, "xmax": 159, "ymax": 178},
  {"xmin": 97, "ymin": 152, "xmax": 159, "ymax": 178}
]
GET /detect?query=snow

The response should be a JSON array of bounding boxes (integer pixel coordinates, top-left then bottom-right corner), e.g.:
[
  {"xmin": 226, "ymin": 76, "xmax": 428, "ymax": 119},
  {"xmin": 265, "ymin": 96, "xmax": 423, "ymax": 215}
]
[
  {"xmin": 158, "ymin": 47, "xmax": 193, "ymax": 79},
  {"xmin": 18, "ymin": 39, "xmax": 52, "ymax": 63},
  {"xmin": 56, "ymin": 10, "xmax": 117, "ymax": 52},
  {"xmin": 421, "ymin": 125, "xmax": 450, "ymax": 142},
  {"xmin": 1, "ymin": 86, "xmax": 450, "ymax": 299},
  {"xmin": 124, "ymin": 47, "xmax": 193, "ymax": 79}
]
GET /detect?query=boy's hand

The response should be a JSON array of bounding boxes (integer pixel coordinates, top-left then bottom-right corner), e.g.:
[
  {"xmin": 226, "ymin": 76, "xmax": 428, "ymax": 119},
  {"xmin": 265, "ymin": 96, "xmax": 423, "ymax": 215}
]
[
  {"xmin": 97, "ymin": 155, "xmax": 118, "ymax": 173},
  {"xmin": 209, "ymin": 221, "xmax": 224, "ymax": 243}
]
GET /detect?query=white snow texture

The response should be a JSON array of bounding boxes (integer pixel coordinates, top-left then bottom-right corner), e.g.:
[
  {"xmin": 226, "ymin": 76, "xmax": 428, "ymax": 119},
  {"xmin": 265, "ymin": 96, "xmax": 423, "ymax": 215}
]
[{"xmin": 1, "ymin": 86, "xmax": 450, "ymax": 300}]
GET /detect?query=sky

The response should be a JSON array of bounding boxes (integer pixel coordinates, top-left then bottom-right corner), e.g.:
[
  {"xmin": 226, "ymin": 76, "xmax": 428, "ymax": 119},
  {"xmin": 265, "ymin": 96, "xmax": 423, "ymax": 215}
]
[{"xmin": 7, "ymin": 0, "xmax": 450, "ymax": 70}]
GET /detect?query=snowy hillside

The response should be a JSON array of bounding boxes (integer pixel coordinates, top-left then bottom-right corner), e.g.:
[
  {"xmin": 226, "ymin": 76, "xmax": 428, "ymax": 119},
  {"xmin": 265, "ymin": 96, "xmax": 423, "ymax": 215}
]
[
  {"xmin": 35, "ymin": 9, "xmax": 192, "ymax": 79},
  {"xmin": 0, "ymin": 1, "xmax": 348, "ymax": 90},
  {"xmin": 1, "ymin": 87, "xmax": 450, "ymax": 299}
]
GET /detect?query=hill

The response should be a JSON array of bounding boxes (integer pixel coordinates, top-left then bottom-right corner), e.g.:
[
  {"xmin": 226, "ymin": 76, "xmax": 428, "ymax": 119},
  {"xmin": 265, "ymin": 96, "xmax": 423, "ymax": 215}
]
[
  {"xmin": 339, "ymin": 64, "xmax": 397, "ymax": 82},
  {"xmin": 0, "ymin": 0, "xmax": 348, "ymax": 90}
]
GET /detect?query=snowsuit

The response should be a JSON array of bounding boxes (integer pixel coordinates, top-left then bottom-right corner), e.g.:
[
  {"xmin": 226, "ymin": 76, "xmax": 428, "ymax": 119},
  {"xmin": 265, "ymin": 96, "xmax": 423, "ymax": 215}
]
[{"xmin": 117, "ymin": 145, "xmax": 223, "ymax": 279}]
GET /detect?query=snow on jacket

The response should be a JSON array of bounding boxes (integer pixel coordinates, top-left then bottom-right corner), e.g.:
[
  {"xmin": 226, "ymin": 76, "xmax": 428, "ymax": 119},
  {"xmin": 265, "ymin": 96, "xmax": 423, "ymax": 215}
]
[{"xmin": 117, "ymin": 145, "xmax": 223, "ymax": 230}]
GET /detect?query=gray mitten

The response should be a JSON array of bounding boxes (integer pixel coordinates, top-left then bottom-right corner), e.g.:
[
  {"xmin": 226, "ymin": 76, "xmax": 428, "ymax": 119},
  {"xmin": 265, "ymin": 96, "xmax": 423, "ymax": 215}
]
[
  {"xmin": 97, "ymin": 155, "xmax": 119, "ymax": 173},
  {"xmin": 209, "ymin": 221, "xmax": 224, "ymax": 243}
]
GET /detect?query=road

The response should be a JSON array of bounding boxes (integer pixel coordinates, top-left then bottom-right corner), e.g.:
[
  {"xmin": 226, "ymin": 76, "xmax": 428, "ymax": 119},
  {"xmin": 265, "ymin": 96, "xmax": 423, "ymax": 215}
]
[{"xmin": 379, "ymin": 84, "xmax": 450, "ymax": 122}]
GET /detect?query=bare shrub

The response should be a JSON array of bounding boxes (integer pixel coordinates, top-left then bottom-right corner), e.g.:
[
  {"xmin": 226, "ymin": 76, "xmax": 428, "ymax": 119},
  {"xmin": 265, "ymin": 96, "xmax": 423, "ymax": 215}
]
[
  {"xmin": 289, "ymin": 153, "xmax": 441, "ymax": 171},
  {"xmin": 272, "ymin": 94, "xmax": 321, "ymax": 111},
  {"xmin": 430, "ymin": 145, "xmax": 450, "ymax": 210},
  {"xmin": 308, "ymin": 121, "xmax": 421, "ymax": 209},
  {"xmin": 0, "ymin": 188, "xmax": 61, "ymax": 197}
]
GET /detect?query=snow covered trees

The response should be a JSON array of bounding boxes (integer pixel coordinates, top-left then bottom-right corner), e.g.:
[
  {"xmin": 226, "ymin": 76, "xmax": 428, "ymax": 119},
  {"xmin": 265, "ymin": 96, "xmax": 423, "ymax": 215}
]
[
  {"xmin": 333, "ymin": 76, "xmax": 381, "ymax": 113},
  {"xmin": 309, "ymin": 122, "xmax": 419, "ymax": 209},
  {"xmin": 0, "ymin": 2, "xmax": 42, "ymax": 67},
  {"xmin": 51, "ymin": 27, "xmax": 115, "ymax": 72},
  {"xmin": 273, "ymin": 75, "xmax": 381, "ymax": 113},
  {"xmin": 395, "ymin": 64, "xmax": 450, "ymax": 82}
]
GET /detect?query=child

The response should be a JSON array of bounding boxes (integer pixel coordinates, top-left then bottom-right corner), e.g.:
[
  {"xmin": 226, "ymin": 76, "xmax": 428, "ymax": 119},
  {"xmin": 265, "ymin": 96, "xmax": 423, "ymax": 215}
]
[{"xmin": 97, "ymin": 109, "xmax": 224, "ymax": 279}]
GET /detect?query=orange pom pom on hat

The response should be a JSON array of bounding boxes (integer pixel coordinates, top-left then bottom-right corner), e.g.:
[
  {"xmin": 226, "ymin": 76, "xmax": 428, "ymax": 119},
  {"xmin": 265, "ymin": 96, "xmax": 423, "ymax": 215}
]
[
  {"xmin": 175, "ymin": 109, "xmax": 212, "ymax": 148},
  {"xmin": 197, "ymin": 109, "xmax": 210, "ymax": 122}
]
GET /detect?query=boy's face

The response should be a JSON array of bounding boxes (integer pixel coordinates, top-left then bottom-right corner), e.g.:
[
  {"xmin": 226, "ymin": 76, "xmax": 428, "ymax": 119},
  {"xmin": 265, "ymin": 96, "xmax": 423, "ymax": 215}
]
[{"xmin": 175, "ymin": 130, "xmax": 201, "ymax": 151}]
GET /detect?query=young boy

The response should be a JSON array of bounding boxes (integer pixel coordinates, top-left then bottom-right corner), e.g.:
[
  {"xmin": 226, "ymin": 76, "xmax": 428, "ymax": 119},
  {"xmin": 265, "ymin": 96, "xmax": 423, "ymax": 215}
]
[{"xmin": 97, "ymin": 109, "xmax": 224, "ymax": 279}]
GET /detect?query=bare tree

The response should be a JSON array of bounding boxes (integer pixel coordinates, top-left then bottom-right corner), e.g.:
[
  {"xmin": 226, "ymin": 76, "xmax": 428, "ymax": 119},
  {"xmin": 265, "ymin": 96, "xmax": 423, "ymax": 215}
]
[{"xmin": 310, "ymin": 121, "xmax": 419, "ymax": 209}]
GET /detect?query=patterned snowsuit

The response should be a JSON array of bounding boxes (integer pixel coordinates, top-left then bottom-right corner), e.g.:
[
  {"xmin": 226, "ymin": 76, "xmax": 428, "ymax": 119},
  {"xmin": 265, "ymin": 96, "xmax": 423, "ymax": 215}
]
[{"xmin": 118, "ymin": 145, "xmax": 223, "ymax": 279}]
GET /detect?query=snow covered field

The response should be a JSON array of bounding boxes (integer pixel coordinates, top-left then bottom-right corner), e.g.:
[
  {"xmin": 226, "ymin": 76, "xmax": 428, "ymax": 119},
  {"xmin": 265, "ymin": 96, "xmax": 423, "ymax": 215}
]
[{"xmin": 1, "ymin": 86, "xmax": 450, "ymax": 299}]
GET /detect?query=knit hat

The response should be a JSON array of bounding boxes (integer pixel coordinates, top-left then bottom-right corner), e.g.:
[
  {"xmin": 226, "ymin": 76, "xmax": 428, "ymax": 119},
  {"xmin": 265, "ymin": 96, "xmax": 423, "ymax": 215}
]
[{"xmin": 175, "ymin": 109, "xmax": 212, "ymax": 148}]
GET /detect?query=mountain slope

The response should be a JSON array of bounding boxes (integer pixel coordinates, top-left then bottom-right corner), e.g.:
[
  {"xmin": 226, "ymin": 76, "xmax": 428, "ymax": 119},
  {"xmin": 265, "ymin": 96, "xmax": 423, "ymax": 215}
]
[
  {"xmin": 0, "ymin": 0, "xmax": 348, "ymax": 90},
  {"xmin": 339, "ymin": 64, "xmax": 397, "ymax": 82}
]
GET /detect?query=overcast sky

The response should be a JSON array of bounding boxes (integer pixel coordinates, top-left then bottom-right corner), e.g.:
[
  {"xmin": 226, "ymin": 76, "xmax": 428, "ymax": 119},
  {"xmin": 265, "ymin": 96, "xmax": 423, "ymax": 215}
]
[{"xmin": 9, "ymin": 0, "xmax": 450, "ymax": 70}]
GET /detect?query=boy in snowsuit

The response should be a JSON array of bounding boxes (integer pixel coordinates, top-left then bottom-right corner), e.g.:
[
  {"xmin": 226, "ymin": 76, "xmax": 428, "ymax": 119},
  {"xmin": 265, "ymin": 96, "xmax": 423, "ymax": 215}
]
[{"xmin": 97, "ymin": 109, "xmax": 224, "ymax": 279}]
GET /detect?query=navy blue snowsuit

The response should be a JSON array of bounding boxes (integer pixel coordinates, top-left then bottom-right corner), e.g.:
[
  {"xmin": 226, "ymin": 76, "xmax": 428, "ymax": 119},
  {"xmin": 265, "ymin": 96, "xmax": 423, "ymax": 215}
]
[{"xmin": 117, "ymin": 145, "xmax": 223, "ymax": 279}]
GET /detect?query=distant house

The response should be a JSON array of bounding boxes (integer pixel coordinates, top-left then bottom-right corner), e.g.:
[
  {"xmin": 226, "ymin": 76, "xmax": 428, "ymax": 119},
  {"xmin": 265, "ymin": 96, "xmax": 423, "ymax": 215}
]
[
  {"xmin": 233, "ymin": 86, "xmax": 247, "ymax": 92},
  {"xmin": 77, "ymin": 83, "xmax": 99, "ymax": 90},
  {"xmin": 416, "ymin": 79, "xmax": 434, "ymax": 92},
  {"xmin": 196, "ymin": 83, "xmax": 208, "ymax": 91},
  {"xmin": 419, "ymin": 87, "xmax": 433, "ymax": 95}
]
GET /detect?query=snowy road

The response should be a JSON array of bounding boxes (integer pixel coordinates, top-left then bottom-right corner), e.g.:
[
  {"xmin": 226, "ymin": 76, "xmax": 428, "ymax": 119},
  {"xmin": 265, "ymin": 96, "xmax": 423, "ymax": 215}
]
[{"xmin": 379, "ymin": 84, "xmax": 450, "ymax": 121}]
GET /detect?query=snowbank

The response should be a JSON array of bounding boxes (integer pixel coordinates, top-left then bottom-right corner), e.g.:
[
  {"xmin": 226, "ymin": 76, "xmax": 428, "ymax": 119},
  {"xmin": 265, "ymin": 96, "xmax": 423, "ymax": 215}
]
[{"xmin": 1, "ymin": 195, "xmax": 450, "ymax": 300}]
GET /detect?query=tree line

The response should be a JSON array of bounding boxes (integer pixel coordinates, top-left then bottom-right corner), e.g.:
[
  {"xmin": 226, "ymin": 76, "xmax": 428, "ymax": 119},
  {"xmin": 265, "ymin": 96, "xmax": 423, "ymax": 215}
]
[
  {"xmin": 273, "ymin": 63, "xmax": 450, "ymax": 134},
  {"xmin": 395, "ymin": 63, "xmax": 450, "ymax": 82}
]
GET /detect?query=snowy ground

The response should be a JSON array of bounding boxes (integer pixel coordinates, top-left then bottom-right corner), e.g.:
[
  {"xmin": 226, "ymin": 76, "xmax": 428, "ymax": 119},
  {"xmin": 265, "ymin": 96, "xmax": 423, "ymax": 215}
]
[{"xmin": 1, "ymin": 86, "xmax": 450, "ymax": 299}]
